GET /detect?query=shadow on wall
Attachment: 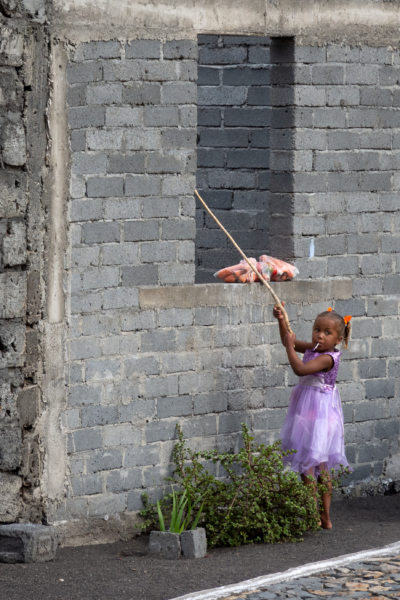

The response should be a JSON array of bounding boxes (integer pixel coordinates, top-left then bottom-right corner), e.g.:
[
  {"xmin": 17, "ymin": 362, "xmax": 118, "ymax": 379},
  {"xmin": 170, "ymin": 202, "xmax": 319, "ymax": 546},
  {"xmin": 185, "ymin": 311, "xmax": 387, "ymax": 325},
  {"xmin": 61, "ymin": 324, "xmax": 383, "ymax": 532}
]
[{"xmin": 195, "ymin": 35, "xmax": 295, "ymax": 283}]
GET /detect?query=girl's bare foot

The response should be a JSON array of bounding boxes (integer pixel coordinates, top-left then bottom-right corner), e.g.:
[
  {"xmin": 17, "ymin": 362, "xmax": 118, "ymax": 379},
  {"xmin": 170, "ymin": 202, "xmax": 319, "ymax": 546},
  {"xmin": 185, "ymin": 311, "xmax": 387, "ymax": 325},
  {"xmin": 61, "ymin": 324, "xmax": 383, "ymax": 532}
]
[{"xmin": 320, "ymin": 515, "xmax": 332, "ymax": 529}]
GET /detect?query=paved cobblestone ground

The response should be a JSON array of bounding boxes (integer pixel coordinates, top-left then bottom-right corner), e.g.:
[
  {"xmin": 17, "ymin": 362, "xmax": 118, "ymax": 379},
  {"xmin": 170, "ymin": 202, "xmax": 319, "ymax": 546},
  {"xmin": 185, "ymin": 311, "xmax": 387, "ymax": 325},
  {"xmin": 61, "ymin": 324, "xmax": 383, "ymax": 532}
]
[{"xmin": 207, "ymin": 554, "xmax": 400, "ymax": 600}]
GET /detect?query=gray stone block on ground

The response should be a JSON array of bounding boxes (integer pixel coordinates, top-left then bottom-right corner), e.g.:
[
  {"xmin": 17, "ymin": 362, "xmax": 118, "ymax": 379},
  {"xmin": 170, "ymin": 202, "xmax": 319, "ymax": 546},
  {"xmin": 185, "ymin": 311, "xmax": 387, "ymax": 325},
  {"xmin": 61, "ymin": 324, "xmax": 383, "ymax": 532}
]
[
  {"xmin": 180, "ymin": 527, "xmax": 207, "ymax": 559},
  {"xmin": 148, "ymin": 530, "xmax": 181, "ymax": 559},
  {"xmin": 0, "ymin": 524, "xmax": 59, "ymax": 563}
]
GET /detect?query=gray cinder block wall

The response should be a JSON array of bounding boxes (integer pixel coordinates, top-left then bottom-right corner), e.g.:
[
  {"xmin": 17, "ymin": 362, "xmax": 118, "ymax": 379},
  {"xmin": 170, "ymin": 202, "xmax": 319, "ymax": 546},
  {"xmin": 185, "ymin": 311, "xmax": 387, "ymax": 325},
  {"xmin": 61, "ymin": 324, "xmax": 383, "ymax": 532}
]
[{"xmin": 58, "ymin": 31, "xmax": 399, "ymax": 543}]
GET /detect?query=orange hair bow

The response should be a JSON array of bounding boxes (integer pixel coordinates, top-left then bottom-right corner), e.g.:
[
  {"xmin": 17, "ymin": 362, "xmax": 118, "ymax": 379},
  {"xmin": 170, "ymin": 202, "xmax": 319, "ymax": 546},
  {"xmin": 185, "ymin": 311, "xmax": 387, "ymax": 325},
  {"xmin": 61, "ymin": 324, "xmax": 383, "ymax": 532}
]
[
  {"xmin": 327, "ymin": 307, "xmax": 333, "ymax": 312},
  {"xmin": 344, "ymin": 315, "xmax": 352, "ymax": 325}
]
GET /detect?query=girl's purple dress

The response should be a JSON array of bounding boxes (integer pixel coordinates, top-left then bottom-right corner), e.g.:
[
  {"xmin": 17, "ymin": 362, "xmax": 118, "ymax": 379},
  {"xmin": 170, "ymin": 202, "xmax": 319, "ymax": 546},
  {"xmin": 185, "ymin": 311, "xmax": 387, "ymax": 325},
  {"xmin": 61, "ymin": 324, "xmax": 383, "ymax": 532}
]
[{"xmin": 281, "ymin": 348, "xmax": 350, "ymax": 476}]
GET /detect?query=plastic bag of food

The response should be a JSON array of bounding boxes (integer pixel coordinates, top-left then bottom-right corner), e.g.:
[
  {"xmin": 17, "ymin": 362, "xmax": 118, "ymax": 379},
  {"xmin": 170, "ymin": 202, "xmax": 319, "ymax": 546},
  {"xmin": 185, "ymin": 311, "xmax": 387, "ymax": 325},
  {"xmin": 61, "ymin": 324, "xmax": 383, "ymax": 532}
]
[
  {"xmin": 214, "ymin": 255, "xmax": 298, "ymax": 283},
  {"xmin": 259, "ymin": 255, "xmax": 299, "ymax": 281}
]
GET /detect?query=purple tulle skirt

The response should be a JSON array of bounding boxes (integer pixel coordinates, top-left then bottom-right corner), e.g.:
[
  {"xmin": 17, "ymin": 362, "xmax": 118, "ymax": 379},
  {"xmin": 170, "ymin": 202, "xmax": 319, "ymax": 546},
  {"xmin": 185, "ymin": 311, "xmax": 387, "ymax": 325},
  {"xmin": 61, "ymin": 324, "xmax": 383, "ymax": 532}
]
[{"xmin": 281, "ymin": 376, "xmax": 350, "ymax": 476}]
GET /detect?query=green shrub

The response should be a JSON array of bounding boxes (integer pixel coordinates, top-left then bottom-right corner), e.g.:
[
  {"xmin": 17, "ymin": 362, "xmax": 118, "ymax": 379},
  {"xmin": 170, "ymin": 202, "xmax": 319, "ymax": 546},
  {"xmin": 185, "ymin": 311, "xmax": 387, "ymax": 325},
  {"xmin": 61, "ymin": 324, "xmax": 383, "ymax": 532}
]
[{"xmin": 141, "ymin": 424, "xmax": 329, "ymax": 547}]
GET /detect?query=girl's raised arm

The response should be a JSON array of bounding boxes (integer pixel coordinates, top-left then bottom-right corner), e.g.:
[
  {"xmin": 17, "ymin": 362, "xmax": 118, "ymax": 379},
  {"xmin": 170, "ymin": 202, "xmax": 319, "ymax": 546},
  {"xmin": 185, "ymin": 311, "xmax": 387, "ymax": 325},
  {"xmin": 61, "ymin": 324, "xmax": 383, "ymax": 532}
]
[{"xmin": 273, "ymin": 303, "xmax": 313, "ymax": 354}]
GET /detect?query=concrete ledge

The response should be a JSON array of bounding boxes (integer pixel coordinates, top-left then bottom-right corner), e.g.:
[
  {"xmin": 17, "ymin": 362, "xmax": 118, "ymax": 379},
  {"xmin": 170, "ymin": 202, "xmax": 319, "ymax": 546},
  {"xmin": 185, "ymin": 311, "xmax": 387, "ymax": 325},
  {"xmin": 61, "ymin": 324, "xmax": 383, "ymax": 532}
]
[
  {"xmin": 139, "ymin": 279, "xmax": 352, "ymax": 310},
  {"xmin": 0, "ymin": 524, "xmax": 59, "ymax": 563}
]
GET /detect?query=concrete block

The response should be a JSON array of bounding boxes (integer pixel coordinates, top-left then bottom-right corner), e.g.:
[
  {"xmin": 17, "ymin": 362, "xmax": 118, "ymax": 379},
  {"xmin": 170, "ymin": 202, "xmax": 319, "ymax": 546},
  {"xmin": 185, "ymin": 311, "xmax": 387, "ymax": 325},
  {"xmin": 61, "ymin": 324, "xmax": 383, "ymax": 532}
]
[
  {"xmin": 360, "ymin": 87, "xmax": 392, "ymax": 107},
  {"xmin": 358, "ymin": 359, "xmax": 387, "ymax": 380},
  {"xmin": 0, "ymin": 321, "xmax": 25, "ymax": 368},
  {"xmin": 124, "ymin": 128, "xmax": 162, "ymax": 151},
  {"xmin": 2, "ymin": 221, "xmax": 26, "ymax": 266},
  {"xmin": 379, "ymin": 65, "xmax": 400, "ymax": 86},
  {"xmin": 0, "ymin": 171, "xmax": 27, "ymax": 218},
  {"xmin": 197, "ymin": 67, "xmax": 220, "ymax": 85},
  {"xmin": 125, "ymin": 174, "xmax": 161, "ymax": 196},
  {"xmin": 87, "ymin": 449, "xmax": 123, "ymax": 473},
  {"xmin": 121, "ymin": 265, "xmax": 158, "ymax": 286},
  {"xmin": 70, "ymin": 473, "xmax": 103, "ymax": 496},
  {"xmin": 327, "ymin": 45, "xmax": 360, "ymax": 62},
  {"xmin": 198, "ymin": 108, "xmax": 221, "ymax": 126},
  {"xmin": 70, "ymin": 198, "xmax": 103, "ymax": 222},
  {"xmin": 163, "ymin": 40, "xmax": 197, "ymax": 60},
  {"xmin": 87, "ymin": 129, "xmax": 123, "ymax": 150},
  {"xmin": 180, "ymin": 528, "xmax": 207, "ymax": 559},
  {"xmin": 0, "ymin": 524, "xmax": 58, "ymax": 563},
  {"xmin": 86, "ymin": 177, "xmax": 124, "ymax": 198},
  {"xmin": 313, "ymin": 108, "xmax": 346, "ymax": 129},
  {"xmin": 81, "ymin": 405, "xmax": 119, "ymax": 427},
  {"xmin": 224, "ymin": 107, "xmax": 271, "ymax": 127},
  {"xmin": 71, "ymin": 152, "xmax": 107, "ymax": 175},
  {"xmin": 248, "ymin": 46, "xmax": 270, "ymax": 64},
  {"xmin": 1, "ymin": 120, "xmax": 26, "ymax": 166},
  {"xmin": 312, "ymin": 65, "xmax": 344, "ymax": 85},
  {"xmin": 197, "ymin": 85, "xmax": 246, "ymax": 106},
  {"xmin": 196, "ymin": 148, "xmax": 224, "ymax": 168},
  {"xmin": 294, "ymin": 45, "xmax": 326, "ymax": 63},
  {"xmin": 69, "ymin": 106, "xmax": 105, "ymax": 129},
  {"xmin": 148, "ymin": 531, "xmax": 181, "ymax": 560},
  {"xmin": 124, "ymin": 219, "xmax": 159, "ymax": 241},
  {"xmin": 69, "ymin": 337, "xmax": 102, "ymax": 360},
  {"xmin": 126, "ymin": 40, "xmax": 161, "ymax": 59},
  {"xmin": 162, "ymin": 82, "xmax": 197, "ymax": 105},
  {"xmin": 103, "ymin": 61, "xmax": 141, "ymax": 82},
  {"xmin": 86, "ymin": 83, "xmax": 122, "ymax": 105},
  {"xmin": 0, "ymin": 473, "xmax": 22, "ymax": 523},
  {"xmin": 95, "ymin": 188, "xmax": 135, "ymax": 212},
  {"xmin": 105, "ymin": 107, "xmax": 142, "ymax": 127},
  {"xmin": 82, "ymin": 222, "xmax": 120, "ymax": 243},
  {"xmin": 77, "ymin": 41, "xmax": 121, "ymax": 60},
  {"xmin": 125, "ymin": 354, "xmax": 160, "ymax": 377},
  {"xmin": 326, "ymin": 86, "xmax": 360, "ymax": 107},
  {"xmin": 67, "ymin": 62, "xmax": 103, "ymax": 84},
  {"xmin": 345, "ymin": 64, "xmax": 379, "ymax": 85},
  {"xmin": 70, "ymin": 130, "xmax": 86, "ymax": 151},
  {"xmin": 0, "ymin": 27, "xmax": 24, "ymax": 66},
  {"xmin": 141, "ymin": 240, "xmax": 177, "ymax": 263},
  {"xmin": 108, "ymin": 153, "xmax": 146, "ymax": 174},
  {"xmin": 141, "ymin": 61, "xmax": 179, "ymax": 82},
  {"xmin": 327, "ymin": 131, "xmax": 359, "ymax": 150},
  {"xmin": 143, "ymin": 106, "xmax": 179, "ymax": 127},
  {"xmin": 87, "ymin": 493, "xmax": 127, "ymax": 517},
  {"xmin": 157, "ymin": 396, "xmax": 193, "ymax": 418},
  {"xmin": 17, "ymin": 386, "xmax": 40, "ymax": 428},
  {"xmin": 226, "ymin": 149, "xmax": 269, "ymax": 169},
  {"xmin": 199, "ymin": 46, "xmax": 247, "ymax": 65},
  {"xmin": 0, "ymin": 272, "xmax": 26, "ymax": 318},
  {"xmin": 67, "ymin": 84, "xmax": 87, "ymax": 107},
  {"xmin": 122, "ymin": 82, "xmax": 161, "ymax": 105},
  {"xmin": 161, "ymin": 128, "xmax": 196, "ymax": 149},
  {"xmin": 72, "ymin": 428, "xmax": 103, "ymax": 451},
  {"xmin": 106, "ymin": 468, "xmax": 142, "ymax": 492},
  {"xmin": 147, "ymin": 152, "xmax": 184, "ymax": 174},
  {"xmin": 177, "ymin": 59, "xmax": 196, "ymax": 83}
]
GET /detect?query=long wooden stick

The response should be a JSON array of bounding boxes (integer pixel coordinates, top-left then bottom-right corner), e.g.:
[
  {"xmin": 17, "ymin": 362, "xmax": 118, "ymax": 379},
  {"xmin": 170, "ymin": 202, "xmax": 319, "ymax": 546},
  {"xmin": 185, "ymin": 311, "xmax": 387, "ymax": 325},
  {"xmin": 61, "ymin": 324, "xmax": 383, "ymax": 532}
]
[{"xmin": 194, "ymin": 189, "xmax": 292, "ymax": 333}]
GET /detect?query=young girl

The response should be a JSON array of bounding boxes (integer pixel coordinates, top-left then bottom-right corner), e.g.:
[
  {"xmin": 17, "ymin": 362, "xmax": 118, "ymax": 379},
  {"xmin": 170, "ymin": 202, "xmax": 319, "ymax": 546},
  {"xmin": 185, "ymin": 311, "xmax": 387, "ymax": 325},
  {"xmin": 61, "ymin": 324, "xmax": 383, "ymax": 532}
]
[{"xmin": 273, "ymin": 303, "xmax": 352, "ymax": 530}]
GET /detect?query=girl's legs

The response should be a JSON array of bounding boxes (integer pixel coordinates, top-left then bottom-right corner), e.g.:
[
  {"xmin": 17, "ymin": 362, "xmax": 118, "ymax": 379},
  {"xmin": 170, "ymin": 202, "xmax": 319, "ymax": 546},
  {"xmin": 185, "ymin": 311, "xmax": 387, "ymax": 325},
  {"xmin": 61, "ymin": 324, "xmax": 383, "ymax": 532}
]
[
  {"xmin": 301, "ymin": 467, "xmax": 320, "ymax": 524},
  {"xmin": 318, "ymin": 464, "xmax": 332, "ymax": 529}
]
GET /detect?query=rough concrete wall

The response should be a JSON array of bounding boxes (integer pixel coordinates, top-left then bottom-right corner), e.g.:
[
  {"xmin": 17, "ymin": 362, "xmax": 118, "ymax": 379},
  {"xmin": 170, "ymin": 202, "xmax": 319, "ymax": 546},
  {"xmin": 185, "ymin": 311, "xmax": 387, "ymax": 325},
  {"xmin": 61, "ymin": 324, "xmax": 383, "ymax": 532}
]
[
  {"xmin": 272, "ymin": 42, "xmax": 400, "ymax": 481},
  {"xmin": 0, "ymin": 13, "xmax": 48, "ymax": 523},
  {"xmin": 196, "ymin": 35, "xmax": 271, "ymax": 282}
]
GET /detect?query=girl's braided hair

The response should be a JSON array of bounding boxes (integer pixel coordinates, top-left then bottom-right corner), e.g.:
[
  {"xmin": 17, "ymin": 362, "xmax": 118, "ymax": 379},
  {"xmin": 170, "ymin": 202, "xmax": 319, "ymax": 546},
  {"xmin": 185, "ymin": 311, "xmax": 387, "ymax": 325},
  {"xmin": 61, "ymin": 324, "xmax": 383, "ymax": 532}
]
[{"xmin": 317, "ymin": 310, "xmax": 351, "ymax": 349}]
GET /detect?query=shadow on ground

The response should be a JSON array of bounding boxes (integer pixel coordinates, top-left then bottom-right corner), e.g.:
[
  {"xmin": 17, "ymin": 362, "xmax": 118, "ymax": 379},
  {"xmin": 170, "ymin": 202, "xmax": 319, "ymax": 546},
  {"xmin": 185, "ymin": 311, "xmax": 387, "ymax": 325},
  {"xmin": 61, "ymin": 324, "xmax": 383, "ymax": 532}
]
[{"xmin": 0, "ymin": 494, "xmax": 399, "ymax": 600}]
